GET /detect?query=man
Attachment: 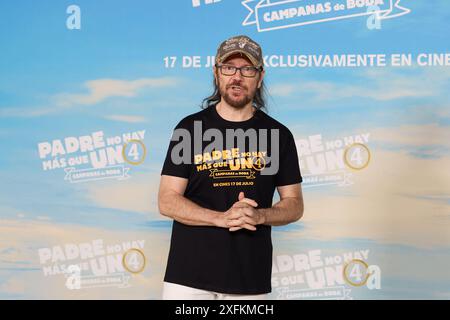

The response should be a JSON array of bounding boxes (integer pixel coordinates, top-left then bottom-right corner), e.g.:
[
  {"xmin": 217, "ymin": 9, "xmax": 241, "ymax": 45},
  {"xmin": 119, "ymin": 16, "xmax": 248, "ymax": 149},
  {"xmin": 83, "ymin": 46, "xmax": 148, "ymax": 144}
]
[{"xmin": 158, "ymin": 35, "xmax": 304, "ymax": 300}]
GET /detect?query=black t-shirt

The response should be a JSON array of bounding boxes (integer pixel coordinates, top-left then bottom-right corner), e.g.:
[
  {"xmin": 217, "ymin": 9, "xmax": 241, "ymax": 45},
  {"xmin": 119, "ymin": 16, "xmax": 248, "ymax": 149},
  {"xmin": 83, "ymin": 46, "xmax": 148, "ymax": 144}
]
[{"xmin": 161, "ymin": 103, "xmax": 302, "ymax": 294}]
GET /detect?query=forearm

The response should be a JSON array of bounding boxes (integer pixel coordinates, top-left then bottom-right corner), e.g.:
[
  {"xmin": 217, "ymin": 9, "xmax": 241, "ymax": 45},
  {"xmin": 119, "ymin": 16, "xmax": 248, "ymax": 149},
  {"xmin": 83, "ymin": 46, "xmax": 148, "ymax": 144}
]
[
  {"xmin": 159, "ymin": 192, "xmax": 221, "ymax": 227},
  {"xmin": 259, "ymin": 197, "xmax": 303, "ymax": 226}
]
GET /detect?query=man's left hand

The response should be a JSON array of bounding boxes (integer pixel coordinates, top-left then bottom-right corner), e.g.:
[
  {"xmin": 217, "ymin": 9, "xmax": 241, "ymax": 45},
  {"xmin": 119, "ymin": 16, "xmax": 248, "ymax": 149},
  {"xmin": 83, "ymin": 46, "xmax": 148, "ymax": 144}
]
[{"xmin": 227, "ymin": 192, "xmax": 266, "ymax": 232}]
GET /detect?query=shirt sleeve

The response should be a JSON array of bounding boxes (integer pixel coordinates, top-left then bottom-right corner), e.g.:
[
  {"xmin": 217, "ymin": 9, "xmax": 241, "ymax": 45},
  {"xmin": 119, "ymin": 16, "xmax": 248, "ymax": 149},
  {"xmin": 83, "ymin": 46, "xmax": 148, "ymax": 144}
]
[
  {"xmin": 274, "ymin": 130, "xmax": 303, "ymax": 187},
  {"xmin": 160, "ymin": 120, "xmax": 192, "ymax": 179}
]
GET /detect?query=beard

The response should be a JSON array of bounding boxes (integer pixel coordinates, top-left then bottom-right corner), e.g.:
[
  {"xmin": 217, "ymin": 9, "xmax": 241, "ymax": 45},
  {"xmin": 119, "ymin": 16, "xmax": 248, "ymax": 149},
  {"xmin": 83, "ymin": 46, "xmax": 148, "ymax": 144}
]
[{"xmin": 219, "ymin": 81, "xmax": 255, "ymax": 110}]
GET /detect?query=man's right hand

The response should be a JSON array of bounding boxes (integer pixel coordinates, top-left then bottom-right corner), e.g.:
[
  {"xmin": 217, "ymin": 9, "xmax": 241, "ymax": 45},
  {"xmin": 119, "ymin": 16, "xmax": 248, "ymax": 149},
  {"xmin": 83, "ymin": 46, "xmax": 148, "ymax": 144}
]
[{"xmin": 215, "ymin": 192, "xmax": 259, "ymax": 232}]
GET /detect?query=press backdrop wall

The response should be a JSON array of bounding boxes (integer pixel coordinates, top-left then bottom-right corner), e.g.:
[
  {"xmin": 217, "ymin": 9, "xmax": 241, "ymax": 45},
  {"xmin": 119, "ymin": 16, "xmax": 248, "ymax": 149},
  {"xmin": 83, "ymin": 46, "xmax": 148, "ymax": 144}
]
[{"xmin": 0, "ymin": 0, "xmax": 449, "ymax": 299}]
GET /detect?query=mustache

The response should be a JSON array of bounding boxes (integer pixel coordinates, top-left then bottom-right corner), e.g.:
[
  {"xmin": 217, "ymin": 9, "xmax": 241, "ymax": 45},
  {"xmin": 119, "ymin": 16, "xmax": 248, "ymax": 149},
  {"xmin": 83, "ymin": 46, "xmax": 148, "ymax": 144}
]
[{"xmin": 226, "ymin": 82, "xmax": 247, "ymax": 90}]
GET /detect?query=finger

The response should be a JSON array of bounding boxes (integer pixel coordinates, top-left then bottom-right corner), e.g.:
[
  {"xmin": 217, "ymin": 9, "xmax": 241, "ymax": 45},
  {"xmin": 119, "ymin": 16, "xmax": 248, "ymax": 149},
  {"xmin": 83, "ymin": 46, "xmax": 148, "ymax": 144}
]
[
  {"xmin": 241, "ymin": 215, "xmax": 257, "ymax": 226},
  {"xmin": 240, "ymin": 207, "xmax": 256, "ymax": 217},
  {"xmin": 227, "ymin": 219, "xmax": 244, "ymax": 227},
  {"xmin": 232, "ymin": 202, "xmax": 256, "ymax": 210},
  {"xmin": 226, "ymin": 211, "xmax": 243, "ymax": 220},
  {"xmin": 238, "ymin": 191, "xmax": 245, "ymax": 201},
  {"xmin": 229, "ymin": 223, "xmax": 257, "ymax": 232},
  {"xmin": 241, "ymin": 223, "xmax": 257, "ymax": 231},
  {"xmin": 232, "ymin": 201, "xmax": 249, "ymax": 208},
  {"xmin": 228, "ymin": 218, "xmax": 257, "ymax": 231},
  {"xmin": 238, "ymin": 198, "xmax": 258, "ymax": 207},
  {"xmin": 227, "ymin": 217, "xmax": 257, "ymax": 229}
]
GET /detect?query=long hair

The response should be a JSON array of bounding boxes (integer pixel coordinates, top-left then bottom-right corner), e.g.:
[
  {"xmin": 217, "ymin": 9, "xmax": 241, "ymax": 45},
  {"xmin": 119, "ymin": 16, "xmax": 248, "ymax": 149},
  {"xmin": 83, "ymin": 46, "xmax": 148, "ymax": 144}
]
[{"xmin": 200, "ymin": 71, "xmax": 268, "ymax": 112}]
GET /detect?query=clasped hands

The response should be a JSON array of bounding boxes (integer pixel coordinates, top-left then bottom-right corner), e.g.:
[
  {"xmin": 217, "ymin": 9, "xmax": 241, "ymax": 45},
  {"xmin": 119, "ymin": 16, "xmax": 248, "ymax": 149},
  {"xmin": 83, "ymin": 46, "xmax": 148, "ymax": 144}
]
[{"xmin": 220, "ymin": 192, "xmax": 266, "ymax": 232}]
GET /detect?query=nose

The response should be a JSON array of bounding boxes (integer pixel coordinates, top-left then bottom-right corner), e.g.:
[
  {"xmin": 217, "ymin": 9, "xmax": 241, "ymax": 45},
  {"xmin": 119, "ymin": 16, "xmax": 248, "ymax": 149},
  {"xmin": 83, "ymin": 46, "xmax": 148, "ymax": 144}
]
[{"xmin": 231, "ymin": 68, "xmax": 244, "ymax": 81}]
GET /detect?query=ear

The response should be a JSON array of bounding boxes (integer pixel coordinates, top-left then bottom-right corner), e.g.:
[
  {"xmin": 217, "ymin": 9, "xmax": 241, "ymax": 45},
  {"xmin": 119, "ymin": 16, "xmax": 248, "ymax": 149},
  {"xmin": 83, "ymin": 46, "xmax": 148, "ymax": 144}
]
[
  {"xmin": 257, "ymin": 69, "xmax": 265, "ymax": 89},
  {"xmin": 213, "ymin": 66, "xmax": 218, "ymax": 85}
]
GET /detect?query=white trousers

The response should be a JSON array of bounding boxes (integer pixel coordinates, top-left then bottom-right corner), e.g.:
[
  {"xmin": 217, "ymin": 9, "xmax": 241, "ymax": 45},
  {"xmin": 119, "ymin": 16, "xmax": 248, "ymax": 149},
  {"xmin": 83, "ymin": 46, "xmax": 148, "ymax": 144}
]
[{"xmin": 162, "ymin": 281, "xmax": 268, "ymax": 300}]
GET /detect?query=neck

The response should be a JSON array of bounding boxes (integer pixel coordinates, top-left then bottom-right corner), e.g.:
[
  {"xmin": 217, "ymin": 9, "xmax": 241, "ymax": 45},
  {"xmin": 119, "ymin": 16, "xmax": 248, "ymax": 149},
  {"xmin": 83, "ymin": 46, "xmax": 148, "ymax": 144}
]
[{"xmin": 216, "ymin": 100, "xmax": 255, "ymax": 122}]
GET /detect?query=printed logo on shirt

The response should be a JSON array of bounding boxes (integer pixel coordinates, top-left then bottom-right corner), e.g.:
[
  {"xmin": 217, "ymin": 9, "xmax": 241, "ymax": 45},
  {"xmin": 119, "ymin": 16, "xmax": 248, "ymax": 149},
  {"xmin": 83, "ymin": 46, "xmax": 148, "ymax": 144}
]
[
  {"xmin": 194, "ymin": 147, "xmax": 268, "ymax": 187},
  {"xmin": 170, "ymin": 121, "xmax": 282, "ymax": 185}
]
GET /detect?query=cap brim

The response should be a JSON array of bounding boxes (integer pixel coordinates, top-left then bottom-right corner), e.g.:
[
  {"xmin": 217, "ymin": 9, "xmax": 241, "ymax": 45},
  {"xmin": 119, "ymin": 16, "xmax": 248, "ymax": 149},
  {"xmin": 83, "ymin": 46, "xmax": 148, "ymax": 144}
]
[{"xmin": 217, "ymin": 50, "xmax": 260, "ymax": 67}]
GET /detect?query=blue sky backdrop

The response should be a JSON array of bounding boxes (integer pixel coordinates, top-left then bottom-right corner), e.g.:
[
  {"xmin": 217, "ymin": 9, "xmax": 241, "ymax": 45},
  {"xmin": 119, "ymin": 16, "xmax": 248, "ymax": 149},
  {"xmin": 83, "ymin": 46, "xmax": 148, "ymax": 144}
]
[{"xmin": 0, "ymin": 0, "xmax": 449, "ymax": 299}]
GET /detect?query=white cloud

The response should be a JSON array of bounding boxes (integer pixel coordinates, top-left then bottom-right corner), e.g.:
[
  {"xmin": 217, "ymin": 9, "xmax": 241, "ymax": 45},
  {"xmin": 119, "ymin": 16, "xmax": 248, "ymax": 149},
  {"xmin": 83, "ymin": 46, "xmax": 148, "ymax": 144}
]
[
  {"xmin": 0, "ymin": 218, "xmax": 171, "ymax": 299},
  {"xmin": 0, "ymin": 106, "xmax": 57, "ymax": 118},
  {"xmin": 269, "ymin": 84, "xmax": 295, "ymax": 96},
  {"xmin": 302, "ymin": 79, "xmax": 432, "ymax": 101},
  {"xmin": 271, "ymin": 67, "xmax": 449, "ymax": 102},
  {"xmin": 103, "ymin": 114, "xmax": 148, "ymax": 123},
  {"xmin": 370, "ymin": 122, "xmax": 450, "ymax": 148},
  {"xmin": 36, "ymin": 216, "xmax": 51, "ymax": 221},
  {"xmin": 290, "ymin": 124, "xmax": 450, "ymax": 247},
  {"xmin": 0, "ymin": 77, "xmax": 179, "ymax": 118},
  {"xmin": 286, "ymin": 122, "xmax": 450, "ymax": 248},
  {"xmin": 53, "ymin": 78, "xmax": 178, "ymax": 108},
  {"xmin": 0, "ymin": 277, "xmax": 25, "ymax": 296},
  {"xmin": 434, "ymin": 291, "xmax": 450, "ymax": 299},
  {"xmin": 79, "ymin": 173, "xmax": 161, "ymax": 217}
]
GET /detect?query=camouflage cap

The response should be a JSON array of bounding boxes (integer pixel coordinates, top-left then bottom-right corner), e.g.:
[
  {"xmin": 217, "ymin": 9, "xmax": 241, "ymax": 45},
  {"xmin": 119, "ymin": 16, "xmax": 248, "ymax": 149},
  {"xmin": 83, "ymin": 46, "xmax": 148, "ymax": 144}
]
[{"xmin": 215, "ymin": 35, "xmax": 264, "ymax": 68}]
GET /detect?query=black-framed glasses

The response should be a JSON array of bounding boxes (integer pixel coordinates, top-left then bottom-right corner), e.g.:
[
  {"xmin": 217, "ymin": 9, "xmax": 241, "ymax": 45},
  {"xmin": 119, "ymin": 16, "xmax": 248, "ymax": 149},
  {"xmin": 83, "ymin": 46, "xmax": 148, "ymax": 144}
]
[{"xmin": 216, "ymin": 64, "xmax": 262, "ymax": 78}]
